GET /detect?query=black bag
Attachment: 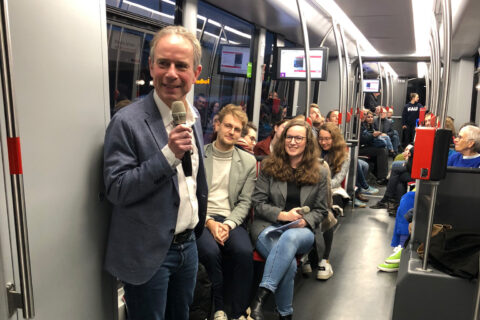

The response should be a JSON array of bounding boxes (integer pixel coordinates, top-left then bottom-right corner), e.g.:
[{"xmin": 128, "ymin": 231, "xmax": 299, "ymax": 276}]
[
  {"xmin": 189, "ymin": 263, "xmax": 212, "ymax": 320},
  {"xmin": 428, "ymin": 229, "xmax": 480, "ymax": 280}
]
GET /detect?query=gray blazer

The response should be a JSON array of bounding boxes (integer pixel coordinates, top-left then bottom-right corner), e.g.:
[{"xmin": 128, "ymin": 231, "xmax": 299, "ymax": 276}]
[
  {"xmin": 203, "ymin": 144, "xmax": 257, "ymax": 228},
  {"xmin": 250, "ymin": 163, "xmax": 330, "ymax": 246},
  {"xmin": 103, "ymin": 91, "xmax": 208, "ymax": 285}
]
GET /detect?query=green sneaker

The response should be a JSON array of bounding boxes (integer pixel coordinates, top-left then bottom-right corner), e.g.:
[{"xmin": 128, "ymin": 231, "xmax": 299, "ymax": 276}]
[
  {"xmin": 377, "ymin": 262, "xmax": 399, "ymax": 272},
  {"xmin": 385, "ymin": 247, "xmax": 402, "ymax": 264}
]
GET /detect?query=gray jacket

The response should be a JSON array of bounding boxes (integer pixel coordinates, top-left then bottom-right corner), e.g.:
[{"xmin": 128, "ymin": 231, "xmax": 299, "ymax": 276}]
[
  {"xmin": 204, "ymin": 144, "xmax": 257, "ymax": 228},
  {"xmin": 250, "ymin": 162, "xmax": 330, "ymax": 246}
]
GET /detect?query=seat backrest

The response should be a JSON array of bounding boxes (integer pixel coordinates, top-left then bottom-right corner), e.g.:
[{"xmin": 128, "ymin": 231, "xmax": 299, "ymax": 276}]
[{"xmin": 412, "ymin": 167, "xmax": 480, "ymax": 244}]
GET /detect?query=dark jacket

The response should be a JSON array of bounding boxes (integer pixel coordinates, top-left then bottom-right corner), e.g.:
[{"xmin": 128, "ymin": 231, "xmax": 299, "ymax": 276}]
[
  {"xmin": 364, "ymin": 93, "xmax": 379, "ymax": 112},
  {"xmin": 402, "ymin": 102, "xmax": 422, "ymax": 127},
  {"xmin": 360, "ymin": 122, "xmax": 375, "ymax": 146},
  {"xmin": 374, "ymin": 118, "xmax": 394, "ymax": 136}
]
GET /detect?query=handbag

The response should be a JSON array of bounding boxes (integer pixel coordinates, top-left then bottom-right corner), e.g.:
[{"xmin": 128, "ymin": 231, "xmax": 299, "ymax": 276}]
[{"xmin": 416, "ymin": 224, "xmax": 452, "ymax": 258}]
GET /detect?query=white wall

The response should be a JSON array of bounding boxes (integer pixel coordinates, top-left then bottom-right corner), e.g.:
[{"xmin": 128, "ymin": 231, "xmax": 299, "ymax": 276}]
[{"xmin": 447, "ymin": 58, "xmax": 474, "ymax": 131}]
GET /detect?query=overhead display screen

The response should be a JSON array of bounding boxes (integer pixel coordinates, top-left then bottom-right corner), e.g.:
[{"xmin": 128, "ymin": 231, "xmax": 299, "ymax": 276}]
[
  {"xmin": 219, "ymin": 45, "xmax": 251, "ymax": 77},
  {"xmin": 277, "ymin": 47, "xmax": 329, "ymax": 81},
  {"xmin": 363, "ymin": 79, "xmax": 380, "ymax": 93}
]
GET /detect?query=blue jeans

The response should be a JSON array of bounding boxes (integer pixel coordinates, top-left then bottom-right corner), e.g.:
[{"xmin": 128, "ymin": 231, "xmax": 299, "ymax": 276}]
[
  {"xmin": 256, "ymin": 226, "xmax": 314, "ymax": 316},
  {"xmin": 379, "ymin": 135, "xmax": 394, "ymax": 152},
  {"xmin": 123, "ymin": 235, "xmax": 198, "ymax": 320},
  {"xmin": 356, "ymin": 159, "xmax": 370, "ymax": 190},
  {"xmin": 389, "ymin": 130, "xmax": 400, "ymax": 153}
]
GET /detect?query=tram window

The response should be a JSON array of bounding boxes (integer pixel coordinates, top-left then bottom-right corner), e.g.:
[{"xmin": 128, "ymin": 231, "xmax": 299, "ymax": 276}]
[
  {"xmin": 107, "ymin": 23, "xmax": 154, "ymax": 116},
  {"xmin": 195, "ymin": 0, "xmax": 254, "ymax": 143},
  {"xmin": 106, "ymin": 0, "xmax": 175, "ymax": 25}
]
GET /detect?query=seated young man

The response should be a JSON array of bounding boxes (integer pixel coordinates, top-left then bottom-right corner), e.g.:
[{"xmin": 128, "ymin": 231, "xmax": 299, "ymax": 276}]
[
  {"xmin": 197, "ymin": 105, "xmax": 257, "ymax": 320},
  {"xmin": 359, "ymin": 112, "xmax": 389, "ymax": 185}
]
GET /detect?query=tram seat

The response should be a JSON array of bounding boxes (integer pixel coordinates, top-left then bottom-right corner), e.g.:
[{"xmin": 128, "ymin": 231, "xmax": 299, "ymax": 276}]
[{"xmin": 392, "ymin": 167, "xmax": 480, "ymax": 320}]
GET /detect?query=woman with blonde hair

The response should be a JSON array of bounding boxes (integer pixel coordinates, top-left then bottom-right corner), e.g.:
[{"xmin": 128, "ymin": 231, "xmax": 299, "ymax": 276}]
[{"xmin": 249, "ymin": 120, "xmax": 329, "ymax": 320}]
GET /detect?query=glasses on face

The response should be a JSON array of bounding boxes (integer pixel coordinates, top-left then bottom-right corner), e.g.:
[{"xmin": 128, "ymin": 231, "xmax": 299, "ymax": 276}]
[
  {"xmin": 318, "ymin": 137, "xmax": 332, "ymax": 142},
  {"xmin": 286, "ymin": 135, "xmax": 306, "ymax": 143},
  {"xmin": 221, "ymin": 122, "xmax": 242, "ymax": 134}
]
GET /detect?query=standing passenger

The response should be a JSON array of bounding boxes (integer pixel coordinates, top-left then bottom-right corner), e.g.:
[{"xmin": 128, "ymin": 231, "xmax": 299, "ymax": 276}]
[
  {"xmin": 401, "ymin": 93, "xmax": 422, "ymax": 146},
  {"xmin": 103, "ymin": 26, "xmax": 206, "ymax": 320},
  {"xmin": 197, "ymin": 105, "xmax": 256, "ymax": 320},
  {"xmin": 250, "ymin": 120, "xmax": 329, "ymax": 320}
]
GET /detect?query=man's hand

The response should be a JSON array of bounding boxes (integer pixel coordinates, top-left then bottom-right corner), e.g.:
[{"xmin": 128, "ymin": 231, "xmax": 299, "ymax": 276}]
[
  {"xmin": 206, "ymin": 220, "xmax": 229, "ymax": 245},
  {"xmin": 168, "ymin": 125, "xmax": 193, "ymax": 159},
  {"xmin": 373, "ymin": 131, "xmax": 382, "ymax": 137},
  {"xmin": 402, "ymin": 125, "xmax": 407, "ymax": 129},
  {"xmin": 277, "ymin": 207, "xmax": 303, "ymax": 222}
]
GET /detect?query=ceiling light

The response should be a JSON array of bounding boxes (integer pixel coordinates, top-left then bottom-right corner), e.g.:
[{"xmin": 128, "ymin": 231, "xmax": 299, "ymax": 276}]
[
  {"xmin": 312, "ymin": 0, "xmax": 398, "ymax": 78},
  {"xmin": 417, "ymin": 62, "xmax": 428, "ymax": 78},
  {"xmin": 122, "ymin": 0, "xmax": 174, "ymax": 19},
  {"xmin": 411, "ymin": 0, "xmax": 434, "ymax": 55}
]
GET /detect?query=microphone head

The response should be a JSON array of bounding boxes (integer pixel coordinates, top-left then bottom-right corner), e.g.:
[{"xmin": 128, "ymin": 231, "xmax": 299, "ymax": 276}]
[
  {"xmin": 171, "ymin": 101, "xmax": 187, "ymax": 125},
  {"xmin": 299, "ymin": 206, "xmax": 310, "ymax": 214}
]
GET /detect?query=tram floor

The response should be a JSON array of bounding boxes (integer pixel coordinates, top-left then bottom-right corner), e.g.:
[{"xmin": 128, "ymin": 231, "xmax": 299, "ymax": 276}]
[{"xmin": 258, "ymin": 189, "xmax": 399, "ymax": 320}]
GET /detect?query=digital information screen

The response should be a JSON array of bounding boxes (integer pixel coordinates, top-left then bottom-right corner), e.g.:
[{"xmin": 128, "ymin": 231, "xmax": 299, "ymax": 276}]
[
  {"xmin": 363, "ymin": 79, "xmax": 380, "ymax": 93},
  {"xmin": 277, "ymin": 47, "xmax": 328, "ymax": 81},
  {"xmin": 219, "ymin": 45, "xmax": 251, "ymax": 77}
]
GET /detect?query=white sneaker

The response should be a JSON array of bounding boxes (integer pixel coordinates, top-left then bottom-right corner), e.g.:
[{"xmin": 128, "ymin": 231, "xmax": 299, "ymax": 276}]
[
  {"xmin": 317, "ymin": 259, "xmax": 333, "ymax": 280},
  {"xmin": 214, "ymin": 310, "xmax": 228, "ymax": 320},
  {"xmin": 301, "ymin": 262, "xmax": 312, "ymax": 275}
]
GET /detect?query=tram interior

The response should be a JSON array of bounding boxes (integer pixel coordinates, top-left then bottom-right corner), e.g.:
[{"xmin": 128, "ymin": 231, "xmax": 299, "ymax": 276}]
[{"xmin": 0, "ymin": 0, "xmax": 479, "ymax": 319}]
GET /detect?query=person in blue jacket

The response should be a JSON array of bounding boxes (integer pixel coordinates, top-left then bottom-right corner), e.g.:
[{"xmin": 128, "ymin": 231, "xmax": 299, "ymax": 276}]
[{"xmin": 447, "ymin": 124, "xmax": 480, "ymax": 168}]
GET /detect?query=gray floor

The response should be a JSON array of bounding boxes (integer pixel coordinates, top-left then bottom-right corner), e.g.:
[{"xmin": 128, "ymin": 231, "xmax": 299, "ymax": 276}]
[{"xmin": 290, "ymin": 192, "xmax": 399, "ymax": 320}]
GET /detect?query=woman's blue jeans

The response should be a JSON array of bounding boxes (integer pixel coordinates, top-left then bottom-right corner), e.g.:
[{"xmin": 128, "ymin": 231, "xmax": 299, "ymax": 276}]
[
  {"xmin": 379, "ymin": 135, "xmax": 394, "ymax": 152},
  {"xmin": 356, "ymin": 159, "xmax": 370, "ymax": 190},
  {"xmin": 256, "ymin": 226, "xmax": 314, "ymax": 316}
]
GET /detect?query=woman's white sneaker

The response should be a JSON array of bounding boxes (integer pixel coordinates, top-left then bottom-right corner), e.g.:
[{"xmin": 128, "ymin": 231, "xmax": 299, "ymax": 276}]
[{"xmin": 316, "ymin": 259, "xmax": 333, "ymax": 280}]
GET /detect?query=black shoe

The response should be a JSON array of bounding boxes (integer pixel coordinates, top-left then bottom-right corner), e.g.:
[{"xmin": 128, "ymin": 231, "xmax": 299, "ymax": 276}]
[
  {"xmin": 370, "ymin": 201, "xmax": 388, "ymax": 209},
  {"xmin": 279, "ymin": 315, "xmax": 292, "ymax": 320},
  {"xmin": 387, "ymin": 202, "xmax": 399, "ymax": 216},
  {"xmin": 376, "ymin": 178, "xmax": 388, "ymax": 186},
  {"xmin": 250, "ymin": 287, "xmax": 272, "ymax": 320}
]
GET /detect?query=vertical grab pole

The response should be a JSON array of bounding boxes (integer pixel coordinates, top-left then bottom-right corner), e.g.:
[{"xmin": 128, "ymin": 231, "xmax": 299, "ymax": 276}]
[
  {"xmin": 438, "ymin": 0, "xmax": 452, "ymax": 128},
  {"xmin": 339, "ymin": 24, "xmax": 350, "ymax": 137},
  {"xmin": 332, "ymin": 20, "xmax": 344, "ymax": 133},
  {"xmin": 352, "ymin": 41, "xmax": 364, "ymax": 201},
  {"xmin": 421, "ymin": 0, "xmax": 452, "ymax": 272},
  {"xmin": 296, "ymin": 0, "xmax": 311, "ymax": 118},
  {"xmin": 0, "ymin": 0, "xmax": 35, "ymax": 317},
  {"xmin": 425, "ymin": 63, "xmax": 431, "ymax": 109},
  {"xmin": 377, "ymin": 63, "xmax": 383, "ymax": 132}
]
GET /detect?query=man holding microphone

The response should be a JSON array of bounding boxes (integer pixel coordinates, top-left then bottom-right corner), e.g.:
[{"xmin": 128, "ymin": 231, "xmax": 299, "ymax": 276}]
[{"xmin": 103, "ymin": 26, "xmax": 207, "ymax": 320}]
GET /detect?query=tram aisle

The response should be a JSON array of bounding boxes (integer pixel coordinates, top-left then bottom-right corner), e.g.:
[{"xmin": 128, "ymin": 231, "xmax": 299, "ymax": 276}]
[{"xmin": 292, "ymin": 197, "xmax": 398, "ymax": 320}]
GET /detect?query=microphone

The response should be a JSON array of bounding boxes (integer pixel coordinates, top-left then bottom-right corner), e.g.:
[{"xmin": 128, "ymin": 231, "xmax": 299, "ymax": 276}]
[
  {"xmin": 298, "ymin": 206, "xmax": 310, "ymax": 215},
  {"xmin": 171, "ymin": 101, "xmax": 192, "ymax": 177}
]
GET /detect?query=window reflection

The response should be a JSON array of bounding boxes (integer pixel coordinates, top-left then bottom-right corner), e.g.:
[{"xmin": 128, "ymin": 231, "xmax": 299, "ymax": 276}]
[
  {"xmin": 107, "ymin": 23, "xmax": 154, "ymax": 115},
  {"xmin": 195, "ymin": 1, "xmax": 254, "ymax": 144},
  {"xmin": 106, "ymin": 0, "xmax": 175, "ymax": 24}
]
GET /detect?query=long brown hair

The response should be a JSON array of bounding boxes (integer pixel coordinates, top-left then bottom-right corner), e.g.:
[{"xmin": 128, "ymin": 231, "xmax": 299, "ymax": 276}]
[
  {"xmin": 262, "ymin": 120, "xmax": 321, "ymax": 185},
  {"xmin": 318, "ymin": 123, "xmax": 347, "ymax": 174}
]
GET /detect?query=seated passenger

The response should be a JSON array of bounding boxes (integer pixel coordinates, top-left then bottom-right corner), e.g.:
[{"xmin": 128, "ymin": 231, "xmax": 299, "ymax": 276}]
[
  {"xmin": 447, "ymin": 125, "xmax": 480, "ymax": 168},
  {"xmin": 250, "ymin": 120, "xmax": 329, "ymax": 320},
  {"xmin": 375, "ymin": 107, "xmax": 400, "ymax": 154},
  {"xmin": 378, "ymin": 125, "xmax": 480, "ymax": 272},
  {"xmin": 254, "ymin": 119, "xmax": 288, "ymax": 157},
  {"xmin": 359, "ymin": 112, "xmax": 389, "ymax": 185},
  {"xmin": 370, "ymin": 145, "xmax": 414, "ymax": 215},
  {"xmin": 309, "ymin": 103, "xmax": 324, "ymax": 136},
  {"xmin": 325, "ymin": 110, "xmax": 339, "ymax": 126},
  {"xmin": 197, "ymin": 105, "xmax": 257, "ymax": 320},
  {"xmin": 305, "ymin": 123, "xmax": 350, "ymax": 280},
  {"xmin": 365, "ymin": 111, "xmax": 395, "ymax": 155},
  {"xmin": 236, "ymin": 121, "xmax": 257, "ymax": 154}
]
